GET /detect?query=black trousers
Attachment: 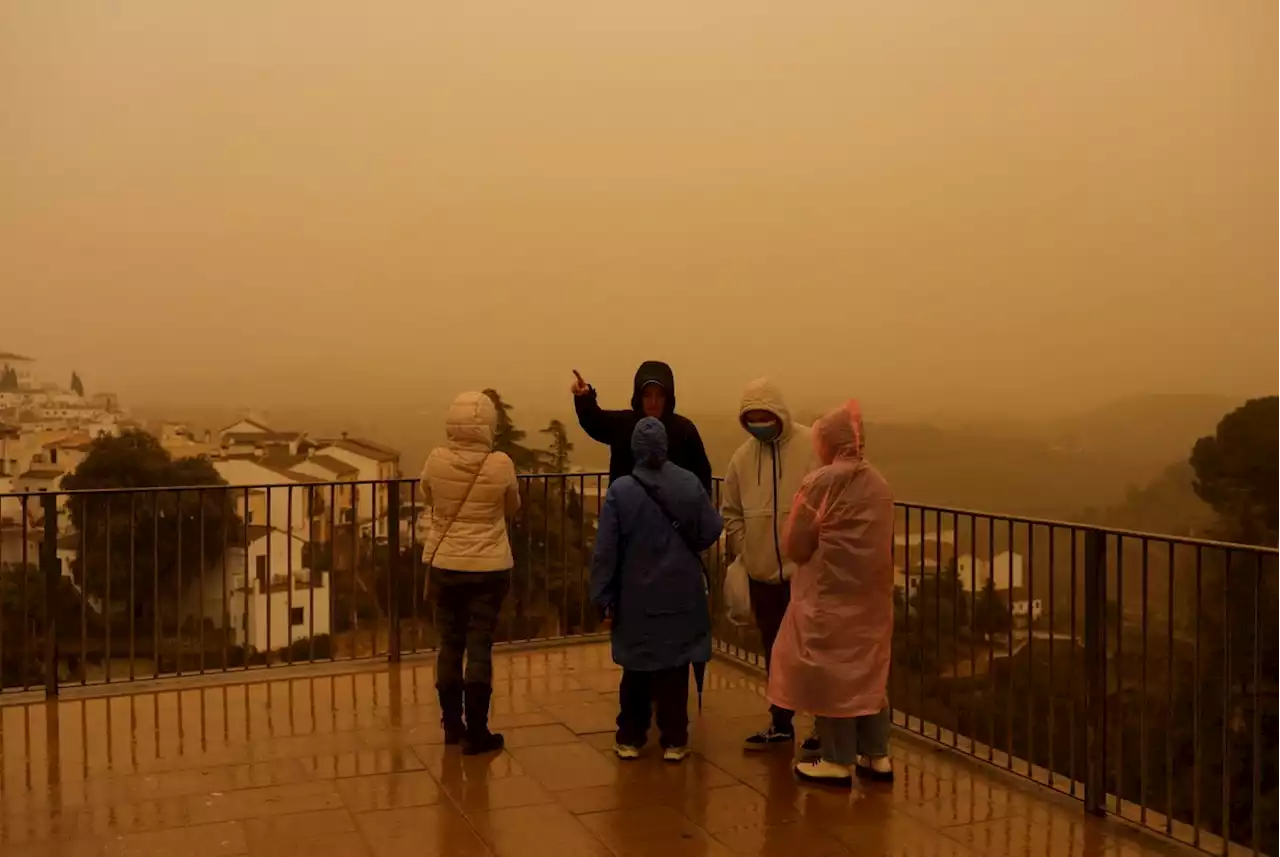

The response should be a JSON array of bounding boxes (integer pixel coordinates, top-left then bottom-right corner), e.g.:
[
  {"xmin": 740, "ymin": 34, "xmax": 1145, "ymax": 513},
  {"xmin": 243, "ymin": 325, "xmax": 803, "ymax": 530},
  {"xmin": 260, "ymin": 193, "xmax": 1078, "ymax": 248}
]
[
  {"xmin": 432, "ymin": 569, "xmax": 510, "ymax": 686},
  {"xmin": 749, "ymin": 578, "xmax": 795, "ymax": 731},
  {"xmin": 616, "ymin": 665, "xmax": 690, "ymax": 749}
]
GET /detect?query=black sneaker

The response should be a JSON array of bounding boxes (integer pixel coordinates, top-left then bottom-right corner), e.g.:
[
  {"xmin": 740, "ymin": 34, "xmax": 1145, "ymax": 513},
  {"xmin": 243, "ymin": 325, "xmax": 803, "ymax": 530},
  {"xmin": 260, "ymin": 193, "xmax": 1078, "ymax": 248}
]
[
  {"xmin": 743, "ymin": 725, "xmax": 795, "ymax": 751},
  {"xmin": 799, "ymin": 734, "xmax": 822, "ymax": 759}
]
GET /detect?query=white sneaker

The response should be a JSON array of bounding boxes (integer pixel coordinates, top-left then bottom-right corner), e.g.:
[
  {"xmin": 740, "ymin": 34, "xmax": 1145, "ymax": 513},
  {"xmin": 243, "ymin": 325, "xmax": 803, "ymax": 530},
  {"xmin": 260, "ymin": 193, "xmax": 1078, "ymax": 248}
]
[
  {"xmin": 855, "ymin": 754, "xmax": 894, "ymax": 782},
  {"xmin": 614, "ymin": 743, "xmax": 641, "ymax": 761},
  {"xmin": 794, "ymin": 758, "xmax": 852, "ymax": 786},
  {"xmin": 662, "ymin": 746, "xmax": 691, "ymax": 763}
]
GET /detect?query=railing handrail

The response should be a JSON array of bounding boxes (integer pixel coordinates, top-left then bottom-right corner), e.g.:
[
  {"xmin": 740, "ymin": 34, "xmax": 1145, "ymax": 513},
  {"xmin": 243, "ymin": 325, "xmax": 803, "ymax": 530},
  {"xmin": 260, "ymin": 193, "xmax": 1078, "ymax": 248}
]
[{"xmin": 5, "ymin": 471, "xmax": 1274, "ymax": 555}]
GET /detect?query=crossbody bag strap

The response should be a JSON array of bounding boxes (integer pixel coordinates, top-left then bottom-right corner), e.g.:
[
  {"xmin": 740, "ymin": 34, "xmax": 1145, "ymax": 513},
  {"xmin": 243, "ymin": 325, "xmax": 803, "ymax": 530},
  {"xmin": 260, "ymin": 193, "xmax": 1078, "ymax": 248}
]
[{"xmin": 425, "ymin": 452, "xmax": 491, "ymax": 572}]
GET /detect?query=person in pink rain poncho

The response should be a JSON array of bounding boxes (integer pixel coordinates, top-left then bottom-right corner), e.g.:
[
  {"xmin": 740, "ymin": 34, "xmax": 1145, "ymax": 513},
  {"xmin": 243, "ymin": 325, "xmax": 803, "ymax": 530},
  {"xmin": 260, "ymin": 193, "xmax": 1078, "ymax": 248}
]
[{"xmin": 767, "ymin": 400, "xmax": 896, "ymax": 786}]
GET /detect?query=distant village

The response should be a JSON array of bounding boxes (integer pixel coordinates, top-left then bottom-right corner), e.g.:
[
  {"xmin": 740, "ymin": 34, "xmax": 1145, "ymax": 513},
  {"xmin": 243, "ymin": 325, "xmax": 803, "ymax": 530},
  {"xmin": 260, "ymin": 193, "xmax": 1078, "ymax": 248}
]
[{"xmin": 0, "ymin": 350, "xmax": 409, "ymax": 669}]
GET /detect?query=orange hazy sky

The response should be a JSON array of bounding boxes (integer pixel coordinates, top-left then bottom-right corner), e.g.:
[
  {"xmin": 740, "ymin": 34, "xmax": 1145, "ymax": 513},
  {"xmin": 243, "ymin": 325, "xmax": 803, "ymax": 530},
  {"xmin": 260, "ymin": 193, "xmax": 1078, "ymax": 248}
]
[{"xmin": 1, "ymin": 1, "xmax": 1275, "ymax": 418}]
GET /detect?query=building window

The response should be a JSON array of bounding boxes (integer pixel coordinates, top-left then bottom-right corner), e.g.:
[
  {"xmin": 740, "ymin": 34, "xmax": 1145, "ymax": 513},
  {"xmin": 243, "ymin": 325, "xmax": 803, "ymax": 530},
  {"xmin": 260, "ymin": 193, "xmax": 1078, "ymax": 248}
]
[
  {"xmin": 255, "ymin": 555, "xmax": 267, "ymax": 588},
  {"xmin": 289, "ymin": 607, "xmax": 305, "ymax": 627}
]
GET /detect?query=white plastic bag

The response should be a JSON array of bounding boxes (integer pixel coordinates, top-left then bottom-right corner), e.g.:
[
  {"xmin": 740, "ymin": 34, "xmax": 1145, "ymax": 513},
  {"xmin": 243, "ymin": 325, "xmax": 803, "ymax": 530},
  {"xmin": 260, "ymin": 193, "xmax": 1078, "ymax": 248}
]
[{"xmin": 724, "ymin": 557, "xmax": 753, "ymax": 626}]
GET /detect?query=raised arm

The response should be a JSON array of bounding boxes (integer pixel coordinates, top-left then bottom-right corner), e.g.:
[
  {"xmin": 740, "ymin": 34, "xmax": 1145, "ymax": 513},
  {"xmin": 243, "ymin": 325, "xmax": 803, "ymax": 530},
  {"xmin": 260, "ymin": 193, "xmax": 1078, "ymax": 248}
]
[
  {"xmin": 573, "ymin": 387, "xmax": 625, "ymax": 445},
  {"xmin": 781, "ymin": 479, "xmax": 822, "ymax": 565},
  {"xmin": 589, "ymin": 488, "xmax": 622, "ymax": 617}
]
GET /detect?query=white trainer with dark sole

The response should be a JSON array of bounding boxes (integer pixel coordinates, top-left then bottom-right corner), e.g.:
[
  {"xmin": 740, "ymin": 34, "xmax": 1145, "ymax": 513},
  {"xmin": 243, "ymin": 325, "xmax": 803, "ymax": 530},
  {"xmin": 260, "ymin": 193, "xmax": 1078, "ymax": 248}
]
[{"xmin": 794, "ymin": 758, "xmax": 853, "ymax": 786}]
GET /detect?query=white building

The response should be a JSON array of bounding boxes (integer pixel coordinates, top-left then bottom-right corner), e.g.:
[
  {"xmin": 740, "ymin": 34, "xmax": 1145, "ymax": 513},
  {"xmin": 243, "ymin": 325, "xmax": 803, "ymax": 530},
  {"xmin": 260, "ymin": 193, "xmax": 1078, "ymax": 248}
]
[
  {"xmin": 313, "ymin": 435, "xmax": 401, "ymax": 538},
  {"xmin": 213, "ymin": 458, "xmax": 325, "ymax": 534},
  {"xmin": 183, "ymin": 525, "xmax": 330, "ymax": 651},
  {"xmin": 998, "ymin": 587, "xmax": 1044, "ymax": 627}
]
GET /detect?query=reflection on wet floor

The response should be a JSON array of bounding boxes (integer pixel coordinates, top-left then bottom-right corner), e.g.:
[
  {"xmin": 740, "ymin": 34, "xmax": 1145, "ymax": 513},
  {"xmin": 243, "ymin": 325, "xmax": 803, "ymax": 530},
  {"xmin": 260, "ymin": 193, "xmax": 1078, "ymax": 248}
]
[{"xmin": 0, "ymin": 643, "xmax": 1186, "ymax": 856}]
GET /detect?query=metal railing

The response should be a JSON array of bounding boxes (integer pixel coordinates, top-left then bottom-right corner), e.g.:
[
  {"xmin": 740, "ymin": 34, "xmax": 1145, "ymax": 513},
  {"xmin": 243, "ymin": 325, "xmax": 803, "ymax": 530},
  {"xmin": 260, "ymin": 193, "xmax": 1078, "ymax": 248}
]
[{"xmin": 0, "ymin": 475, "xmax": 1275, "ymax": 855}]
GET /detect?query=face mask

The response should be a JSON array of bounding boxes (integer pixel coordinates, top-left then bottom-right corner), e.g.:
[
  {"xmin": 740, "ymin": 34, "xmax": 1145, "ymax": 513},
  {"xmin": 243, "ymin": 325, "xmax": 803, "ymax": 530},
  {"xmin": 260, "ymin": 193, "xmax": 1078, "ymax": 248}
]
[{"xmin": 746, "ymin": 421, "xmax": 781, "ymax": 443}]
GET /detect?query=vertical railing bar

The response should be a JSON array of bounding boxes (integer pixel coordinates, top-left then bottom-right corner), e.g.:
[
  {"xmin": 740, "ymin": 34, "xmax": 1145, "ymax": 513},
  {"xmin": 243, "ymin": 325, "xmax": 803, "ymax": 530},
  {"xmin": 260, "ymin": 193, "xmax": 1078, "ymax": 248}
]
[
  {"xmin": 969, "ymin": 513, "xmax": 977, "ymax": 756},
  {"xmin": 1084, "ymin": 528, "xmax": 1106, "ymax": 816},
  {"xmin": 369, "ymin": 482, "xmax": 377, "ymax": 658},
  {"xmin": 920, "ymin": 507, "xmax": 929, "ymax": 735},
  {"xmin": 105, "ymin": 495, "xmax": 112, "ymax": 683},
  {"xmin": 1250, "ymin": 552, "xmax": 1262, "ymax": 857},
  {"xmin": 1005, "ymin": 518, "xmax": 1013, "ymax": 770},
  {"xmin": 1192, "ymin": 544, "xmax": 1202, "ymax": 847},
  {"xmin": 1, "ymin": 495, "xmax": 11, "ymax": 690},
  {"xmin": 1028, "ymin": 521, "xmax": 1035, "ymax": 776},
  {"xmin": 328, "ymin": 483, "xmax": 336, "ymax": 662},
  {"xmin": 265, "ymin": 488, "xmax": 272, "ymax": 668},
  {"xmin": 129, "ymin": 493, "xmax": 137, "ymax": 681},
  {"xmin": 1116, "ymin": 534, "xmax": 1124, "ymax": 813},
  {"xmin": 1140, "ymin": 537, "xmax": 1149, "ymax": 824},
  {"xmin": 1048, "ymin": 523, "xmax": 1056, "ymax": 789},
  {"xmin": 950, "ymin": 512, "xmax": 958, "ymax": 747},
  {"xmin": 152, "ymin": 498, "xmax": 160, "ymax": 680},
  {"xmin": 1165, "ymin": 542, "xmax": 1175, "ymax": 835},
  {"xmin": 1070, "ymin": 525, "xmax": 1078, "ymax": 795},
  {"xmin": 934, "ymin": 510, "xmax": 941, "ymax": 742},
  {"xmin": 387, "ymin": 480, "xmax": 401, "ymax": 663},
  {"xmin": 286, "ymin": 486, "xmax": 294, "ymax": 666},
  {"xmin": 902, "ymin": 505, "xmax": 911, "ymax": 732},
  {"xmin": 543, "ymin": 478, "xmax": 549, "ymax": 639},
  {"xmin": 1221, "ymin": 547, "xmax": 1231, "ymax": 849},
  {"xmin": 410, "ymin": 481, "xmax": 421, "ymax": 653},
  {"xmin": 578, "ymin": 474, "xmax": 587, "ymax": 636},
  {"xmin": 522, "ymin": 477, "xmax": 531, "ymax": 643},
  {"xmin": 242, "ymin": 487, "xmax": 250, "ymax": 672},
  {"xmin": 308, "ymin": 486, "xmax": 316, "ymax": 664},
  {"xmin": 350, "ymin": 484, "xmax": 358, "ymax": 660},
  {"xmin": 198, "ymin": 488, "xmax": 206, "ymax": 675},
  {"xmin": 174, "ymin": 490, "xmax": 182, "ymax": 678},
  {"xmin": 987, "ymin": 514, "xmax": 995, "ymax": 761},
  {"xmin": 20, "ymin": 494, "xmax": 30, "ymax": 691},
  {"xmin": 221, "ymin": 488, "xmax": 229, "ymax": 673},
  {"xmin": 560, "ymin": 475, "xmax": 568, "ymax": 637},
  {"xmin": 41, "ymin": 492, "xmax": 60, "ymax": 698},
  {"xmin": 82, "ymin": 497, "xmax": 90, "ymax": 686}
]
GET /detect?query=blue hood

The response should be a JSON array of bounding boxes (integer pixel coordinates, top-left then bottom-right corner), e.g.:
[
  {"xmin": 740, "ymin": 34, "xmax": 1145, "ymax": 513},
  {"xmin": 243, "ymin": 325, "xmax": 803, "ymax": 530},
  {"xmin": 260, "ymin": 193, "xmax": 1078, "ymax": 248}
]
[{"xmin": 631, "ymin": 417, "xmax": 668, "ymax": 469}]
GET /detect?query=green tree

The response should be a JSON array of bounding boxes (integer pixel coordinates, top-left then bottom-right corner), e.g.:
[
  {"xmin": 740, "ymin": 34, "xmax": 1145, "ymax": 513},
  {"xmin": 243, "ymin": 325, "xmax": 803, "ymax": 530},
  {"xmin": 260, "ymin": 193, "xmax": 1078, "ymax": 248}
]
[
  {"xmin": 1190, "ymin": 396, "xmax": 1278, "ymax": 547},
  {"xmin": 481, "ymin": 388, "xmax": 538, "ymax": 471},
  {"xmin": 539, "ymin": 419, "xmax": 574, "ymax": 473},
  {"xmin": 70, "ymin": 371, "xmax": 84, "ymax": 397},
  {"xmin": 0, "ymin": 365, "xmax": 17, "ymax": 391},
  {"xmin": 61, "ymin": 431, "xmax": 241, "ymax": 639}
]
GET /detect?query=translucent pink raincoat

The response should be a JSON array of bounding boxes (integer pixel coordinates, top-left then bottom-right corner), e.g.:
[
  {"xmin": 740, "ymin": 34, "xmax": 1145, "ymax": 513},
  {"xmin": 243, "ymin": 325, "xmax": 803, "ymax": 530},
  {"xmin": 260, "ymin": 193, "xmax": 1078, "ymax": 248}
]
[{"xmin": 766, "ymin": 400, "xmax": 895, "ymax": 719}]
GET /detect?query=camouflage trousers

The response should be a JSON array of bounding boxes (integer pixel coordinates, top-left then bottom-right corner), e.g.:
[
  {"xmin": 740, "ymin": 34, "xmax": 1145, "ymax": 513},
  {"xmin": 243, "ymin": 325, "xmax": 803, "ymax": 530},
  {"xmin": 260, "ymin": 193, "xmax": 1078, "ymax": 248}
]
[{"xmin": 431, "ymin": 568, "xmax": 511, "ymax": 686}]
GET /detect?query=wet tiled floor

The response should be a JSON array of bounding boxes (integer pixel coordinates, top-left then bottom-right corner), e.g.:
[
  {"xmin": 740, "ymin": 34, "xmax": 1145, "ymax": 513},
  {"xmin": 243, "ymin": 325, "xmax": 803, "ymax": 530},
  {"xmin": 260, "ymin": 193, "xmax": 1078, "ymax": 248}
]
[{"xmin": 0, "ymin": 643, "xmax": 1191, "ymax": 857}]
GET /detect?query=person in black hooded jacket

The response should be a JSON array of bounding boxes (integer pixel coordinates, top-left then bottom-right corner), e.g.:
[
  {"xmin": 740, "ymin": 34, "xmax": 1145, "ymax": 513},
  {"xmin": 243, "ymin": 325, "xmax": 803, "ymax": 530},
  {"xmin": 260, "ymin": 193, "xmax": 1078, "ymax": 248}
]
[{"xmin": 571, "ymin": 361, "xmax": 713, "ymax": 494}]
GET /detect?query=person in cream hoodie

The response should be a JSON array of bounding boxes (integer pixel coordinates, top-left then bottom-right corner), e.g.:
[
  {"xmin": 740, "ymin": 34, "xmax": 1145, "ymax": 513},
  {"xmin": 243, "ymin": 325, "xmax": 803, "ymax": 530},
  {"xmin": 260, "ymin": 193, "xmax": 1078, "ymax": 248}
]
[{"xmin": 721, "ymin": 378, "xmax": 821, "ymax": 752}]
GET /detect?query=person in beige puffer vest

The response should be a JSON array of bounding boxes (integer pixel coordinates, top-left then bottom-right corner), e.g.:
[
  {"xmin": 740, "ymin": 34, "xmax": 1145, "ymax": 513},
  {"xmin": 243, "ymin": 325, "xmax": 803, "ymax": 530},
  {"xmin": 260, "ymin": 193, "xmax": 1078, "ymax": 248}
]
[
  {"xmin": 420, "ymin": 392, "xmax": 520, "ymax": 755},
  {"xmin": 721, "ymin": 378, "xmax": 821, "ymax": 753}
]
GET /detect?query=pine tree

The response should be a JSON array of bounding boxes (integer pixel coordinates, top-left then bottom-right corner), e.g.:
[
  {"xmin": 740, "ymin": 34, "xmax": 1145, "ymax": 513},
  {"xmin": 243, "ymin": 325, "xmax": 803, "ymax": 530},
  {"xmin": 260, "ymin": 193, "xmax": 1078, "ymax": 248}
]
[
  {"xmin": 539, "ymin": 419, "xmax": 574, "ymax": 473},
  {"xmin": 481, "ymin": 389, "xmax": 537, "ymax": 471}
]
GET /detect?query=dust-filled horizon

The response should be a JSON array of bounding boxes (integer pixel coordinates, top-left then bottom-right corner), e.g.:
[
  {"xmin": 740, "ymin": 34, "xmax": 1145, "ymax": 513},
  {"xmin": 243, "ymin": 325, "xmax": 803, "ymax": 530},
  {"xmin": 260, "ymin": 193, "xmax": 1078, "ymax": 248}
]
[{"xmin": 2, "ymin": 2, "xmax": 1276, "ymax": 428}]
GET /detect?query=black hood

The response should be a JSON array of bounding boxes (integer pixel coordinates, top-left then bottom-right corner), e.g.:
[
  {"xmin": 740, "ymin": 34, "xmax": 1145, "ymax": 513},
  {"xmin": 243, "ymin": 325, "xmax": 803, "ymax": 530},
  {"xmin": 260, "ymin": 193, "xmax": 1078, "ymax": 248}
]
[{"xmin": 630, "ymin": 360, "xmax": 676, "ymax": 416}]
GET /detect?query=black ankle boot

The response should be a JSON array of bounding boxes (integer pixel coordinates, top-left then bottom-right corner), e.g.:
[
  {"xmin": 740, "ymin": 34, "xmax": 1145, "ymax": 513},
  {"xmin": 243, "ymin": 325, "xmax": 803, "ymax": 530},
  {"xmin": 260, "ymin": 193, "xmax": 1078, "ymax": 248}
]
[
  {"xmin": 461, "ymin": 682, "xmax": 504, "ymax": 755},
  {"xmin": 437, "ymin": 682, "xmax": 466, "ymax": 745}
]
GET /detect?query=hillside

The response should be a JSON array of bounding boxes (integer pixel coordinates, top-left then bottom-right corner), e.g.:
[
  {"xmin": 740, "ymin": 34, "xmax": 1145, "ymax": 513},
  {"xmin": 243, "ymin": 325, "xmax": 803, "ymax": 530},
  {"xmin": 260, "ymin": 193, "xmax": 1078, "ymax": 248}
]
[{"xmin": 133, "ymin": 392, "xmax": 1245, "ymax": 532}]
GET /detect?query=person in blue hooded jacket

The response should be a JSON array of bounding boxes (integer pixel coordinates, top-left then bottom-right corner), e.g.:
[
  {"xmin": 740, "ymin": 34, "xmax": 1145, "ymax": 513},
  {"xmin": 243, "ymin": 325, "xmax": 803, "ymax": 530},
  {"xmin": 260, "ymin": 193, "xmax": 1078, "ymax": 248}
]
[{"xmin": 590, "ymin": 417, "xmax": 724, "ymax": 762}]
